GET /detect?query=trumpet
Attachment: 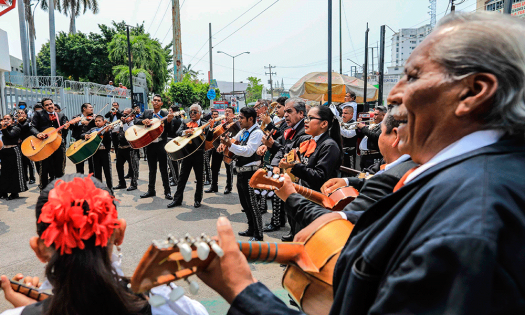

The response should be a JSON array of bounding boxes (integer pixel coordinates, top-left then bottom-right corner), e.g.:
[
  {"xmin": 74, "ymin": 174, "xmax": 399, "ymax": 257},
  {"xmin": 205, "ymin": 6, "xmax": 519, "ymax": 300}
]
[{"xmin": 340, "ymin": 120, "xmax": 373, "ymax": 130}]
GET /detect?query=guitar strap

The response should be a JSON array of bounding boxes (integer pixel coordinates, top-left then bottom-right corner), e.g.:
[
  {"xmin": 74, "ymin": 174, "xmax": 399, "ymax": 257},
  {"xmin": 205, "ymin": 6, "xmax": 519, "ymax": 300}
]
[{"xmin": 20, "ymin": 298, "xmax": 51, "ymax": 315}]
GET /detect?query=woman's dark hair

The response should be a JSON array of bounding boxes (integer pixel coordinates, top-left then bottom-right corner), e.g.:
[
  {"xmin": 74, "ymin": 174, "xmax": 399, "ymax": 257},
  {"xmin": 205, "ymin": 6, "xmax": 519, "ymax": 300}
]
[
  {"xmin": 240, "ymin": 106, "xmax": 257, "ymax": 123},
  {"xmin": 315, "ymin": 106, "xmax": 343, "ymax": 162},
  {"xmin": 35, "ymin": 174, "xmax": 149, "ymax": 315}
]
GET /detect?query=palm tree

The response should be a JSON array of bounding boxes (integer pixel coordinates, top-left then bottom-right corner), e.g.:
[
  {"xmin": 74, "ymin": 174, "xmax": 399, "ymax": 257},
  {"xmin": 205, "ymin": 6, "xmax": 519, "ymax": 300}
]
[
  {"xmin": 24, "ymin": 0, "xmax": 38, "ymax": 75},
  {"xmin": 41, "ymin": 0, "xmax": 99, "ymax": 34},
  {"xmin": 182, "ymin": 64, "xmax": 200, "ymax": 81},
  {"xmin": 112, "ymin": 65, "xmax": 152, "ymax": 90}
]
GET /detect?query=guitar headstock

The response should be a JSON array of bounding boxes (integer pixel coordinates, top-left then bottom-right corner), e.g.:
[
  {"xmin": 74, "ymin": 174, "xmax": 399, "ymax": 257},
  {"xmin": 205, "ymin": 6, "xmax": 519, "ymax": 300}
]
[
  {"xmin": 130, "ymin": 233, "xmax": 223, "ymax": 296},
  {"xmin": 249, "ymin": 169, "xmax": 284, "ymax": 191}
]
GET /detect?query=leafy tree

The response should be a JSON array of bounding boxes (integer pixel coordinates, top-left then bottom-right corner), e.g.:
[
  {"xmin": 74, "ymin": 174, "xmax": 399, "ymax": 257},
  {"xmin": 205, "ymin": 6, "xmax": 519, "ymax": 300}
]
[
  {"xmin": 182, "ymin": 64, "xmax": 200, "ymax": 81},
  {"xmin": 112, "ymin": 66, "xmax": 153, "ymax": 89},
  {"xmin": 41, "ymin": 0, "xmax": 99, "ymax": 34},
  {"xmin": 167, "ymin": 74, "xmax": 220, "ymax": 108},
  {"xmin": 246, "ymin": 76, "xmax": 263, "ymax": 103}
]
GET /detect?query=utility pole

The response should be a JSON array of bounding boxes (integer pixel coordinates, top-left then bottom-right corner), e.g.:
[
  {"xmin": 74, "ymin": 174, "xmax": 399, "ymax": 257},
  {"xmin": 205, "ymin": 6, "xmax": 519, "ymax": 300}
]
[
  {"xmin": 209, "ymin": 23, "xmax": 213, "ymax": 83},
  {"xmin": 265, "ymin": 64, "xmax": 276, "ymax": 101},
  {"xmin": 339, "ymin": 0, "xmax": 342, "ymax": 74},
  {"xmin": 504, "ymin": 0, "xmax": 512, "ymax": 14},
  {"xmin": 369, "ymin": 47, "xmax": 376, "ymax": 75},
  {"xmin": 363, "ymin": 23, "xmax": 369, "ymax": 108},
  {"xmin": 378, "ymin": 25, "xmax": 386, "ymax": 107},
  {"xmin": 48, "ymin": 0, "xmax": 56, "ymax": 77},
  {"xmin": 172, "ymin": 0, "xmax": 182, "ymax": 82},
  {"xmin": 328, "ymin": 0, "xmax": 333, "ymax": 105},
  {"xmin": 18, "ymin": 0, "xmax": 30, "ymax": 76},
  {"xmin": 126, "ymin": 26, "xmax": 134, "ymax": 106},
  {"xmin": 451, "ymin": 0, "xmax": 455, "ymax": 12}
]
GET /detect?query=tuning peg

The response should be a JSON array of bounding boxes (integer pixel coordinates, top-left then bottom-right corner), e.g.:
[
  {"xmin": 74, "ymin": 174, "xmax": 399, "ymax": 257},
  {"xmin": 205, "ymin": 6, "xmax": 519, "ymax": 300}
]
[
  {"xmin": 268, "ymin": 191, "xmax": 275, "ymax": 197},
  {"xmin": 169, "ymin": 286, "xmax": 185, "ymax": 302},
  {"xmin": 210, "ymin": 241, "xmax": 224, "ymax": 257},
  {"xmin": 177, "ymin": 242, "xmax": 192, "ymax": 262},
  {"xmin": 272, "ymin": 174, "xmax": 280, "ymax": 179},
  {"xmin": 196, "ymin": 242, "xmax": 210, "ymax": 260},
  {"xmin": 261, "ymin": 190, "xmax": 268, "ymax": 196},
  {"xmin": 267, "ymin": 171, "xmax": 273, "ymax": 177},
  {"xmin": 254, "ymin": 189, "xmax": 261, "ymax": 195},
  {"xmin": 148, "ymin": 294, "xmax": 166, "ymax": 307},
  {"xmin": 186, "ymin": 279, "xmax": 199, "ymax": 295},
  {"xmin": 279, "ymin": 176, "xmax": 285, "ymax": 182}
]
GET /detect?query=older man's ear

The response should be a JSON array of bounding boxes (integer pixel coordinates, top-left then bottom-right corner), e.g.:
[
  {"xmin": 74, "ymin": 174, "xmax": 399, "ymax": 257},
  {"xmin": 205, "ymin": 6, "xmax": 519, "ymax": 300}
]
[{"xmin": 455, "ymin": 73, "xmax": 498, "ymax": 118}]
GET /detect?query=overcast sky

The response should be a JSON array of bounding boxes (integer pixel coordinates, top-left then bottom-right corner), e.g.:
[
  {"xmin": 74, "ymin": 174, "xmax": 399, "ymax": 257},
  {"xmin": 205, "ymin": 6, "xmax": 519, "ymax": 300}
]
[{"xmin": 1, "ymin": 0, "xmax": 480, "ymax": 89}]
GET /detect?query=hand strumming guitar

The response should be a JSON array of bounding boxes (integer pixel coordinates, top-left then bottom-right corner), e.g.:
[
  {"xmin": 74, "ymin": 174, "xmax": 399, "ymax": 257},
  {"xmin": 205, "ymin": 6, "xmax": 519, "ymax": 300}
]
[
  {"xmin": 142, "ymin": 119, "xmax": 152, "ymax": 126},
  {"xmin": 220, "ymin": 134, "xmax": 232, "ymax": 148},
  {"xmin": 256, "ymin": 145, "xmax": 267, "ymax": 156},
  {"xmin": 36, "ymin": 133, "xmax": 47, "ymax": 139},
  {"xmin": 262, "ymin": 134, "xmax": 274, "ymax": 148},
  {"xmin": 321, "ymin": 178, "xmax": 347, "ymax": 195}
]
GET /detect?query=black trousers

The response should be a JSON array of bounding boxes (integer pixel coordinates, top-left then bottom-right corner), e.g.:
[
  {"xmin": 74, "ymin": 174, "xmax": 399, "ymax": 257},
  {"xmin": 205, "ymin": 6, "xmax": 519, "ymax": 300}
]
[
  {"xmin": 146, "ymin": 141, "xmax": 170, "ymax": 194},
  {"xmin": 359, "ymin": 153, "xmax": 382, "ymax": 171},
  {"xmin": 210, "ymin": 150, "xmax": 233, "ymax": 189},
  {"xmin": 92, "ymin": 148, "xmax": 113, "ymax": 189},
  {"xmin": 168, "ymin": 158, "xmax": 180, "ymax": 184},
  {"xmin": 237, "ymin": 170, "xmax": 263, "ymax": 239},
  {"xmin": 39, "ymin": 143, "xmax": 66, "ymax": 191},
  {"xmin": 116, "ymin": 147, "xmax": 132, "ymax": 186},
  {"xmin": 270, "ymin": 195, "xmax": 286, "ymax": 227},
  {"xmin": 173, "ymin": 151, "xmax": 204, "ymax": 204},
  {"xmin": 343, "ymin": 146, "xmax": 356, "ymax": 170},
  {"xmin": 204, "ymin": 150, "xmax": 212, "ymax": 182},
  {"xmin": 75, "ymin": 158, "xmax": 94, "ymax": 175},
  {"xmin": 21, "ymin": 153, "xmax": 35, "ymax": 181},
  {"xmin": 110, "ymin": 132, "xmax": 119, "ymax": 151}
]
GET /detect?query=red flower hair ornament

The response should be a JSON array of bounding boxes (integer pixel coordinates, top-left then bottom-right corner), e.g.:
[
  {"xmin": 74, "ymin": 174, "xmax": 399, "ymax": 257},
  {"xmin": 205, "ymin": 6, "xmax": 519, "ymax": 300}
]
[{"xmin": 38, "ymin": 175, "xmax": 120, "ymax": 255}]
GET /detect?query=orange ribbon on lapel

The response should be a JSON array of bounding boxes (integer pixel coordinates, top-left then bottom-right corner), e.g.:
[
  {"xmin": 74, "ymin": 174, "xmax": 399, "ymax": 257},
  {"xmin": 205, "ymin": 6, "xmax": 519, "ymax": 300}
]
[
  {"xmin": 393, "ymin": 167, "xmax": 419, "ymax": 192},
  {"xmin": 186, "ymin": 121, "xmax": 198, "ymax": 128},
  {"xmin": 299, "ymin": 139, "xmax": 317, "ymax": 158}
]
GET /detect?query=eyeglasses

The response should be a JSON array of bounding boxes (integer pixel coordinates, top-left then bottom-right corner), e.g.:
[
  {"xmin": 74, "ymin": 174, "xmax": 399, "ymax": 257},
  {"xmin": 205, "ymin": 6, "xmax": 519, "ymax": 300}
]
[
  {"xmin": 305, "ymin": 116, "xmax": 323, "ymax": 122},
  {"xmin": 190, "ymin": 110, "xmax": 199, "ymax": 114}
]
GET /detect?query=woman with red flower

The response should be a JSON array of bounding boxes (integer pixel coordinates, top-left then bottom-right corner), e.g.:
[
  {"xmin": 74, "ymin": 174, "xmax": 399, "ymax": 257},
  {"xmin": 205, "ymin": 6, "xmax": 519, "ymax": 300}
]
[{"xmin": 0, "ymin": 174, "xmax": 208, "ymax": 315}]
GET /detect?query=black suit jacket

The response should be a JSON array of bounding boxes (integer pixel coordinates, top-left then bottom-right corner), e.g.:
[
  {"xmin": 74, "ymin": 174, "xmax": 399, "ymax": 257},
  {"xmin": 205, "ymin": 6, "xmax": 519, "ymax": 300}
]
[
  {"xmin": 290, "ymin": 133, "xmax": 341, "ymax": 192},
  {"xmin": 17, "ymin": 120, "xmax": 33, "ymax": 141},
  {"xmin": 105, "ymin": 109, "xmax": 123, "ymax": 121},
  {"xmin": 30, "ymin": 111, "xmax": 69, "ymax": 136},
  {"xmin": 269, "ymin": 119, "xmax": 310, "ymax": 166},
  {"xmin": 166, "ymin": 117, "xmax": 182, "ymax": 139},
  {"xmin": 290, "ymin": 158, "xmax": 417, "ymax": 230},
  {"xmin": 356, "ymin": 122, "xmax": 382, "ymax": 151},
  {"xmin": 175, "ymin": 119, "xmax": 211, "ymax": 153},
  {"xmin": 228, "ymin": 136, "xmax": 525, "ymax": 315},
  {"xmin": 70, "ymin": 115, "xmax": 96, "ymax": 140},
  {"xmin": 135, "ymin": 109, "xmax": 169, "ymax": 142}
]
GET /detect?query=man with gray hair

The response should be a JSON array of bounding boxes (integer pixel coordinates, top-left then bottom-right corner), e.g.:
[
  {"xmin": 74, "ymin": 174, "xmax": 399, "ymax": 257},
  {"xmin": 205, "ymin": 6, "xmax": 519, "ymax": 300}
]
[{"xmin": 195, "ymin": 12, "xmax": 525, "ymax": 314}]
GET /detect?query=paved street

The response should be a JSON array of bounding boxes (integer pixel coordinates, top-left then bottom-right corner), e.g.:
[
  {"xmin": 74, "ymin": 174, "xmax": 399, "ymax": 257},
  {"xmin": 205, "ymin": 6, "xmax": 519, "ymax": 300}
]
[{"xmin": 0, "ymin": 154, "xmax": 291, "ymax": 314}]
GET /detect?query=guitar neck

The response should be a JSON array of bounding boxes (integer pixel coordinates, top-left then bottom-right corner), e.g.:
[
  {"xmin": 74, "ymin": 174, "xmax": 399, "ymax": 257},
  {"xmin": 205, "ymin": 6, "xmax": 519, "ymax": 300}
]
[
  {"xmin": 292, "ymin": 183, "xmax": 334, "ymax": 208},
  {"xmin": 238, "ymin": 241, "xmax": 304, "ymax": 265},
  {"xmin": 10, "ymin": 280, "xmax": 51, "ymax": 301}
]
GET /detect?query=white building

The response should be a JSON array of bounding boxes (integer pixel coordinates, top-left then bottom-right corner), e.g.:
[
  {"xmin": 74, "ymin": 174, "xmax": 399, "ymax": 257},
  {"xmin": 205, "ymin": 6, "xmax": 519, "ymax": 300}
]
[
  {"xmin": 477, "ymin": 0, "xmax": 525, "ymax": 17},
  {"xmin": 387, "ymin": 24, "xmax": 432, "ymax": 75}
]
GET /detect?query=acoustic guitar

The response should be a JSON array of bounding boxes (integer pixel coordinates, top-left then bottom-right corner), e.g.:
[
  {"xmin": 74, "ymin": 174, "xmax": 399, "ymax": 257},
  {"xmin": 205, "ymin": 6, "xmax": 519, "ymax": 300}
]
[
  {"xmin": 66, "ymin": 120, "xmax": 122, "ymax": 164},
  {"xmin": 204, "ymin": 120, "xmax": 240, "ymax": 151},
  {"xmin": 0, "ymin": 279, "xmax": 52, "ymax": 302},
  {"xmin": 125, "ymin": 111, "xmax": 185, "ymax": 149},
  {"xmin": 164, "ymin": 116, "xmax": 224, "ymax": 161},
  {"xmin": 21, "ymin": 117, "xmax": 81, "ymax": 162},
  {"xmin": 130, "ymin": 218, "xmax": 354, "ymax": 315},
  {"xmin": 0, "ymin": 138, "xmax": 3, "ymax": 150},
  {"xmin": 249, "ymin": 169, "xmax": 359, "ymax": 211}
]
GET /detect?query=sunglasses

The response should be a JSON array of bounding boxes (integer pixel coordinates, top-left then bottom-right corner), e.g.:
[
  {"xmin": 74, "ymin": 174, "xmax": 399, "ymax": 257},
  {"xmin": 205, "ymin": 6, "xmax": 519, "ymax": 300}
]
[{"xmin": 190, "ymin": 110, "xmax": 199, "ymax": 114}]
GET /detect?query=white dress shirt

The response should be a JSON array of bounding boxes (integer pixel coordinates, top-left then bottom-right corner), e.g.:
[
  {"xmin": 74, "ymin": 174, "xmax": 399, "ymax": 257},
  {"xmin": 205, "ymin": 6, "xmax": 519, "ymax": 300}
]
[
  {"xmin": 229, "ymin": 123, "xmax": 264, "ymax": 166},
  {"xmin": 340, "ymin": 124, "xmax": 357, "ymax": 139},
  {"xmin": 343, "ymin": 154, "xmax": 411, "ymax": 186},
  {"xmin": 404, "ymin": 130, "xmax": 504, "ymax": 184}
]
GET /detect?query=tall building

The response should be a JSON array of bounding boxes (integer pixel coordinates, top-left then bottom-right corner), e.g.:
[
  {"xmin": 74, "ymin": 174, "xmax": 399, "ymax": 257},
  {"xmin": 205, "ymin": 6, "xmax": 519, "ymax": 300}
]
[
  {"xmin": 387, "ymin": 24, "xmax": 432, "ymax": 74},
  {"xmin": 477, "ymin": 0, "xmax": 525, "ymax": 17}
]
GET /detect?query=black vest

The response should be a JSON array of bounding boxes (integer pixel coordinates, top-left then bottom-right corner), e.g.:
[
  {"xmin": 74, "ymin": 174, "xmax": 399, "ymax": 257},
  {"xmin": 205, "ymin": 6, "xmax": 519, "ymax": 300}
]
[{"xmin": 235, "ymin": 126, "xmax": 262, "ymax": 167}]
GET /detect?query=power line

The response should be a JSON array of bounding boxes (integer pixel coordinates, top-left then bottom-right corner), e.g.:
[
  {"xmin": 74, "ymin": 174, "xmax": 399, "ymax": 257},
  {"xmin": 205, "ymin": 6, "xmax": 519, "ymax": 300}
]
[
  {"xmin": 153, "ymin": 1, "xmax": 172, "ymax": 38},
  {"xmin": 147, "ymin": 0, "xmax": 163, "ymax": 33},
  {"xmin": 341, "ymin": 0, "xmax": 358, "ymax": 62},
  {"xmin": 213, "ymin": 0, "xmax": 280, "ymax": 48},
  {"xmin": 162, "ymin": 25, "xmax": 172, "ymax": 44},
  {"xmin": 214, "ymin": 0, "xmax": 263, "ymax": 36}
]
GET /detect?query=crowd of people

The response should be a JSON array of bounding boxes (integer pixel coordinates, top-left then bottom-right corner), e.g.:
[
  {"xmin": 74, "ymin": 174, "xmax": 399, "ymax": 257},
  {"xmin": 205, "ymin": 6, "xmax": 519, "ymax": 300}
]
[{"xmin": 1, "ymin": 11, "xmax": 525, "ymax": 315}]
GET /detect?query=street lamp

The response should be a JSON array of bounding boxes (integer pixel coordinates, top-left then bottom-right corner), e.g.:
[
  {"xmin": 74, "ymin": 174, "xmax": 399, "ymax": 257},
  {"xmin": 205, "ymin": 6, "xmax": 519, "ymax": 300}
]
[{"xmin": 217, "ymin": 51, "xmax": 250, "ymax": 98}]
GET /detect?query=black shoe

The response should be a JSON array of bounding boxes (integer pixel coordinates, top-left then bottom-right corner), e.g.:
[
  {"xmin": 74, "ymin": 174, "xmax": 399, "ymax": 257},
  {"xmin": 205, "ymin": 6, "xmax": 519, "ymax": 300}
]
[
  {"xmin": 167, "ymin": 199, "xmax": 182, "ymax": 208},
  {"xmin": 124, "ymin": 174, "xmax": 132, "ymax": 179},
  {"xmin": 126, "ymin": 186, "xmax": 137, "ymax": 191},
  {"xmin": 194, "ymin": 201, "xmax": 201, "ymax": 208},
  {"xmin": 29, "ymin": 179, "xmax": 36, "ymax": 184},
  {"xmin": 249, "ymin": 236, "xmax": 263, "ymax": 241},
  {"xmin": 144, "ymin": 158, "xmax": 147, "ymax": 161},
  {"xmin": 205, "ymin": 186, "xmax": 218, "ymax": 193},
  {"xmin": 170, "ymin": 180, "xmax": 177, "ymax": 187},
  {"xmin": 261, "ymin": 209, "xmax": 268, "ymax": 215},
  {"xmin": 140, "ymin": 191, "xmax": 156, "ymax": 198},
  {"xmin": 0, "ymin": 194, "xmax": 7, "ymax": 199},
  {"xmin": 238, "ymin": 229, "xmax": 254, "ymax": 237},
  {"xmin": 281, "ymin": 233, "xmax": 293, "ymax": 242},
  {"xmin": 263, "ymin": 224, "xmax": 280, "ymax": 232},
  {"xmin": 7, "ymin": 193, "xmax": 19, "ymax": 200},
  {"xmin": 204, "ymin": 180, "xmax": 211, "ymax": 186},
  {"xmin": 224, "ymin": 187, "xmax": 232, "ymax": 194},
  {"xmin": 114, "ymin": 184, "xmax": 127, "ymax": 190},
  {"xmin": 164, "ymin": 193, "xmax": 172, "ymax": 200}
]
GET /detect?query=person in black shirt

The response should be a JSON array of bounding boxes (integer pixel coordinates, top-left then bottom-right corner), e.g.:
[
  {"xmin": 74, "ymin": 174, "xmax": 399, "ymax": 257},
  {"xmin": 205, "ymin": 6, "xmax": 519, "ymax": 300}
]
[
  {"xmin": 0, "ymin": 114, "xmax": 28, "ymax": 199},
  {"xmin": 166, "ymin": 105, "xmax": 182, "ymax": 187},
  {"xmin": 82, "ymin": 115, "xmax": 113, "ymax": 190},
  {"xmin": 104, "ymin": 101, "xmax": 123, "ymax": 152},
  {"xmin": 30, "ymin": 98, "xmax": 70, "ymax": 191},
  {"xmin": 16, "ymin": 109, "xmax": 36, "ymax": 184},
  {"xmin": 70, "ymin": 103, "xmax": 96, "ymax": 175},
  {"xmin": 114, "ymin": 108, "xmax": 140, "ymax": 190}
]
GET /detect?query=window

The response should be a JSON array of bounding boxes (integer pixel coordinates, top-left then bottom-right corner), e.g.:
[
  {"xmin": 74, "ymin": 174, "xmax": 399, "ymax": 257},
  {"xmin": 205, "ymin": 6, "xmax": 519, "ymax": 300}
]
[
  {"xmin": 16, "ymin": 68, "xmax": 18, "ymax": 71},
  {"xmin": 410, "ymin": 40, "xmax": 416, "ymax": 44},
  {"xmin": 396, "ymin": 43, "xmax": 399, "ymax": 46},
  {"xmin": 396, "ymin": 48, "xmax": 399, "ymax": 52}
]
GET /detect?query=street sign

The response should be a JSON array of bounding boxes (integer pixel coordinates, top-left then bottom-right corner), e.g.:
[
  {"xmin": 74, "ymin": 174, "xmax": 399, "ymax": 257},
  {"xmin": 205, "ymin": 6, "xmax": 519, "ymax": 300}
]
[
  {"xmin": 207, "ymin": 89, "xmax": 216, "ymax": 100},
  {"xmin": 209, "ymin": 79, "xmax": 218, "ymax": 89},
  {"xmin": 0, "ymin": 0, "xmax": 16, "ymax": 17}
]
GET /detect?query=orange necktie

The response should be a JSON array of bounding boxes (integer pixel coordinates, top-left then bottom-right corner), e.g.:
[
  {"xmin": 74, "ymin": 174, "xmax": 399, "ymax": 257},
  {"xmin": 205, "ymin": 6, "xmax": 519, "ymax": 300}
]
[
  {"xmin": 380, "ymin": 164, "xmax": 386, "ymax": 170},
  {"xmin": 393, "ymin": 167, "xmax": 419, "ymax": 192},
  {"xmin": 186, "ymin": 121, "xmax": 198, "ymax": 128},
  {"xmin": 299, "ymin": 139, "xmax": 317, "ymax": 158}
]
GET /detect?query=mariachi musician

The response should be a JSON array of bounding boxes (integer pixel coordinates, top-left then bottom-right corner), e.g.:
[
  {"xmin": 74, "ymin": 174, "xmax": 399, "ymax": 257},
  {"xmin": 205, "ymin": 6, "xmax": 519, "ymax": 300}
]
[
  {"xmin": 203, "ymin": 110, "xmax": 219, "ymax": 186},
  {"xmin": 115, "ymin": 108, "xmax": 140, "ymax": 191},
  {"xmin": 16, "ymin": 109, "xmax": 36, "ymax": 184},
  {"xmin": 205, "ymin": 106, "xmax": 235, "ymax": 194},
  {"xmin": 70, "ymin": 103, "xmax": 96, "ymax": 175},
  {"xmin": 166, "ymin": 105, "xmax": 182, "ymax": 187},
  {"xmin": 0, "ymin": 114, "xmax": 28, "ymax": 200},
  {"xmin": 135, "ymin": 94, "xmax": 173, "ymax": 200},
  {"xmin": 168, "ymin": 104, "xmax": 212, "ymax": 208},
  {"xmin": 355, "ymin": 105, "xmax": 386, "ymax": 170},
  {"xmin": 104, "ymin": 101, "xmax": 123, "ymax": 152},
  {"xmin": 81, "ymin": 115, "xmax": 113, "ymax": 190},
  {"xmin": 30, "ymin": 97, "xmax": 70, "ymax": 190}
]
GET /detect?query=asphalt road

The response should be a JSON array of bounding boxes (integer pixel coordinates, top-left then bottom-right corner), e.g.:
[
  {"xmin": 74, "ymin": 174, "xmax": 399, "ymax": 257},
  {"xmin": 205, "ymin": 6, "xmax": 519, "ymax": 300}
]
[{"xmin": 0, "ymin": 153, "xmax": 292, "ymax": 314}]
